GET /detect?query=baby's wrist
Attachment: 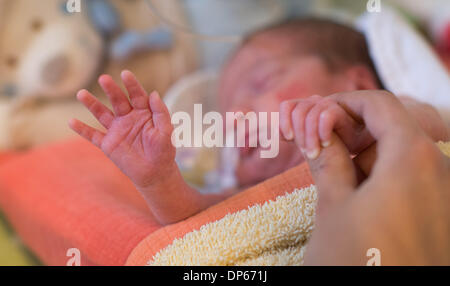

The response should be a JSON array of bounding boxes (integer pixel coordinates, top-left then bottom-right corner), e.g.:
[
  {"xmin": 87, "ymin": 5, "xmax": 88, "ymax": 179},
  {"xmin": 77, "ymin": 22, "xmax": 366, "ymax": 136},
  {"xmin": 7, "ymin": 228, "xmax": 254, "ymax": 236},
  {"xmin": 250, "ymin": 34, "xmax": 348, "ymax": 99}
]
[
  {"xmin": 134, "ymin": 162, "xmax": 202, "ymax": 225},
  {"xmin": 134, "ymin": 162, "xmax": 184, "ymax": 192}
]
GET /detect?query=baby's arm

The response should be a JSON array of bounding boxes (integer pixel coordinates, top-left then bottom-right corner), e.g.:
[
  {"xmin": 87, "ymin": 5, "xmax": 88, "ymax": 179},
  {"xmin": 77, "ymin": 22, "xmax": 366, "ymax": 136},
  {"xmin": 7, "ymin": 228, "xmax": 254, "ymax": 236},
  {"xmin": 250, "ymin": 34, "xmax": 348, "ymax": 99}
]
[{"xmin": 69, "ymin": 71, "xmax": 231, "ymax": 225}]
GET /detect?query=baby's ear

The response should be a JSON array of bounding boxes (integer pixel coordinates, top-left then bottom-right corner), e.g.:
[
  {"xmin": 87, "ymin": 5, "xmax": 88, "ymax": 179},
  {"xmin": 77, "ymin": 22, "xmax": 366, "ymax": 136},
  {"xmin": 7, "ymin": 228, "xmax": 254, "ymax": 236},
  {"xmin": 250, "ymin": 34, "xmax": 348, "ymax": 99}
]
[{"xmin": 344, "ymin": 65, "xmax": 380, "ymax": 91}]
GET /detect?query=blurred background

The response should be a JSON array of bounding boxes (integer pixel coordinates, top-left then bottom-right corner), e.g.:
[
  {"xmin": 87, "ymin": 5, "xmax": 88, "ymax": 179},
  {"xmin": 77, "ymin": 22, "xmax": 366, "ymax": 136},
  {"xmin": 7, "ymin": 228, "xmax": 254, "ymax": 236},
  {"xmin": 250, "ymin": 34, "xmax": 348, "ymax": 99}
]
[{"xmin": 0, "ymin": 0, "xmax": 449, "ymax": 265}]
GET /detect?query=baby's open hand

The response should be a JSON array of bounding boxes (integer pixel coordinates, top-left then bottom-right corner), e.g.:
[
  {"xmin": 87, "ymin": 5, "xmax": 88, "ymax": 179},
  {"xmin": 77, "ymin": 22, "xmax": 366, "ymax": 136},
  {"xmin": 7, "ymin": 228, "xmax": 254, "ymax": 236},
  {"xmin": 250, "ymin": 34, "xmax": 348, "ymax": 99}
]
[
  {"xmin": 69, "ymin": 71, "xmax": 175, "ymax": 189},
  {"xmin": 280, "ymin": 95, "xmax": 373, "ymax": 160}
]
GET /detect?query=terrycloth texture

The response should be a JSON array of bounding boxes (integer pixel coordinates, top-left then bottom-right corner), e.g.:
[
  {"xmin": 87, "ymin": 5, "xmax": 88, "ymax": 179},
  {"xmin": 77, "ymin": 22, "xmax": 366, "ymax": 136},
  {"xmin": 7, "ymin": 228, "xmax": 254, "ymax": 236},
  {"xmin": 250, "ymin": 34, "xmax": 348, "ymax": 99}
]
[
  {"xmin": 147, "ymin": 142, "xmax": 450, "ymax": 266},
  {"xmin": 150, "ymin": 187, "xmax": 317, "ymax": 266},
  {"xmin": 438, "ymin": 141, "xmax": 450, "ymax": 157}
]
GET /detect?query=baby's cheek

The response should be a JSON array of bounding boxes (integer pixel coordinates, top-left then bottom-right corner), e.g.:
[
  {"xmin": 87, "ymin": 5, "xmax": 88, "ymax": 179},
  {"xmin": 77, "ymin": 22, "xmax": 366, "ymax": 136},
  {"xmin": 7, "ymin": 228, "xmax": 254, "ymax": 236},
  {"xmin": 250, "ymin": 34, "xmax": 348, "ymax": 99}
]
[{"xmin": 275, "ymin": 82, "xmax": 308, "ymax": 102}]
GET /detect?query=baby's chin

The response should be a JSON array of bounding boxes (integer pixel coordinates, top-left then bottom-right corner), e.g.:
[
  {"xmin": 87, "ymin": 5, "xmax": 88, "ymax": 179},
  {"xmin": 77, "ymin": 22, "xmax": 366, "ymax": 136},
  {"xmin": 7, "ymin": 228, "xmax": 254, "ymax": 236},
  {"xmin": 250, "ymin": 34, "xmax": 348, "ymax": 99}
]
[
  {"xmin": 234, "ymin": 143, "xmax": 306, "ymax": 188},
  {"xmin": 235, "ymin": 166, "xmax": 265, "ymax": 188},
  {"xmin": 234, "ymin": 149, "xmax": 288, "ymax": 188}
]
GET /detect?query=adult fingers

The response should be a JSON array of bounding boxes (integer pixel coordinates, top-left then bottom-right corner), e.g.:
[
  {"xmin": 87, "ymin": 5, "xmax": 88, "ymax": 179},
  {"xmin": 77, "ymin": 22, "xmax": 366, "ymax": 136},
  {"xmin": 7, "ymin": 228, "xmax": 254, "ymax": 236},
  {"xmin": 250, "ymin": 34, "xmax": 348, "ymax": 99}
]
[
  {"xmin": 318, "ymin": 103, "xmax": 374, "ymax": 154},
  {"xmin": 308, "ymin": 90, "xmax": 424, "ymax": 214},
  {"xmin": 305, "ymin": 133, "xmax": 357, "ymax": 216},
  {"xmin": 328, "ymin": 91, "xmax": 420, "ymax": 157},
  {"xmin": 352, "ymin": 143, "xmax": 377, "ymax": 177}
]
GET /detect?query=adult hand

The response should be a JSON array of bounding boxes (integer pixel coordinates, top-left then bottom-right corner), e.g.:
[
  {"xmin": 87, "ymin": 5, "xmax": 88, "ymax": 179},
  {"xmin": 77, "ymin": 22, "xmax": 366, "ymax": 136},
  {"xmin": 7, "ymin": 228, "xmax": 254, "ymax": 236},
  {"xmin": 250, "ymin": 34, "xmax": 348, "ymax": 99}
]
[{"xmin": 303, "ymin": 91, "xmax": 450, "ymax": 266}]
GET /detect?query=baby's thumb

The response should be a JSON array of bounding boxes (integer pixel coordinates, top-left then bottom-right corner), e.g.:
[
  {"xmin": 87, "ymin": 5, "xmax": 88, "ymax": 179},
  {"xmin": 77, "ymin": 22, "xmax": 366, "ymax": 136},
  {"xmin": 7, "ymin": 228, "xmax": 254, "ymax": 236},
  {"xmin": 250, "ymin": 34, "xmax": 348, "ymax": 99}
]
[{"xmin": 306, "ymin": 133, "xmax": 357, "ymax": 216}]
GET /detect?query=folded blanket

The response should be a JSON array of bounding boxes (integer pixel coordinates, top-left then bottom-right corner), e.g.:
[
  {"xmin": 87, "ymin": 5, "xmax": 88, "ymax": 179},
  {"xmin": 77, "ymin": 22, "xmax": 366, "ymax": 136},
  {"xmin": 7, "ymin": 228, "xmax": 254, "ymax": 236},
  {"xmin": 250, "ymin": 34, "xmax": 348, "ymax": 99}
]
[{"xmin": 148, "ymin": 142, "xmax": 450, "ymax": 266}]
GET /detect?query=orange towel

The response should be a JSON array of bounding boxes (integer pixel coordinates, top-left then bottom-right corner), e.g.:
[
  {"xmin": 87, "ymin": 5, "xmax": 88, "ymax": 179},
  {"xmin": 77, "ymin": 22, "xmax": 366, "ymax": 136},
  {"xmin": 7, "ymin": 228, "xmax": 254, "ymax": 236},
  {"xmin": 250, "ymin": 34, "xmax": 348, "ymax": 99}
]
[
  {"xmin": 0, "ymin": 152, "xmax": 16, "ymax": 165},
  {"xmin": 0, "ymin": 139, "xmax": 160, "ymax": 265},
  {"xmin": 0, "ymin": 139, "xmax": 312, "ymax": 266}
]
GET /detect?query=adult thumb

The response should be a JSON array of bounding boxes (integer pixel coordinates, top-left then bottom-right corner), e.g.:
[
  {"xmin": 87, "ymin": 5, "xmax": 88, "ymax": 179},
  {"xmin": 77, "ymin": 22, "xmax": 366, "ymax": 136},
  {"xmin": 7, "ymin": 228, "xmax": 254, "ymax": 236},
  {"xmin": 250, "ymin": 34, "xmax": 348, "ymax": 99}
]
[{"xmin": 305, "ymin": 133, "xmax": 357, "ymax": 216}]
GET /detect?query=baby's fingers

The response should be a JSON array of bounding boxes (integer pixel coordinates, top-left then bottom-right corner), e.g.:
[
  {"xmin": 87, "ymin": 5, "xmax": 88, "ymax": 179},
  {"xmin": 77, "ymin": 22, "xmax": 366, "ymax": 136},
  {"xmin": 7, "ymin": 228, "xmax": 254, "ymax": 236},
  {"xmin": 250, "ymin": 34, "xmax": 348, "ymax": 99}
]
[
  {"xmin": 98, "ymin": 75, "xmax": 132, "ymax": 116},
  {"xmin": 121, "ymin": 70, "xmax": 149, "ymax": 109},
  {"xmin": 290, "ymin": 95, "xmax": 323, "ymax": 150},
  {"xmin": 69, "ymin": 119, "xmax": 105, "ymax": 148},
  {"xmin": 280, "ymin": 101, "xmax": 297, "ymax": 141},
  {"xmin": 77, "ymin": 90, "xmax": 114, "ymax": 129},
  {"xmin": 305, "ymin": 98, "xmax": 357, "ymax": 160},
  {"xmin": 304, "ymin": 104, "xmax": 325, "ymax": 160},
  {"xmin": 149, "ymin": 91, "xmax": 173, "ymax": 135},
  {"xmin": 318, "ymin": 104, "xmax": 352, "ymax": 147}
]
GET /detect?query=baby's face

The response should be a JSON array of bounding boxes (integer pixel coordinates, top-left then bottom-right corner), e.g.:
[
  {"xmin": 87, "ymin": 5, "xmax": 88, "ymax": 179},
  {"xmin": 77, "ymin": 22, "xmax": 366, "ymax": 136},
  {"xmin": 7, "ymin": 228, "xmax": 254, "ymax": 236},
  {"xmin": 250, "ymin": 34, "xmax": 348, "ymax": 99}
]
[{"xmin": 219, "ymin": 33, "xmax": 353, "ymax": 187}]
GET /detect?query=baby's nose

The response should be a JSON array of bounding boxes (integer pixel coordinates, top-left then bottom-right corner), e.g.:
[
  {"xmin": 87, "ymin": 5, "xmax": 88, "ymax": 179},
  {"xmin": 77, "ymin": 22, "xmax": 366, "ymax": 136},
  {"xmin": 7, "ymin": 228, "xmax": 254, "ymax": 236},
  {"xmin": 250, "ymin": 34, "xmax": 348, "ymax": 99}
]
[{"xmin": 223, "ymin": 106, "xmax": 260, "ymax": 140}]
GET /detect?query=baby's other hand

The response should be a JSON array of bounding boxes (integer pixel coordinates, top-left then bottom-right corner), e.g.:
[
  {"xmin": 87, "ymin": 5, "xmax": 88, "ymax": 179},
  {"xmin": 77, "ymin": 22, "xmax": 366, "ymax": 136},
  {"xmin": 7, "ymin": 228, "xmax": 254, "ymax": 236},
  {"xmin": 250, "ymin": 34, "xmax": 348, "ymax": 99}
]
[
  {"xmin": 69, "ymin": 71, "xmax": 175, "ymax": 189},
  {"xmin": 280, "ymin": 95, "xmax": 373, "ymax": 160}
]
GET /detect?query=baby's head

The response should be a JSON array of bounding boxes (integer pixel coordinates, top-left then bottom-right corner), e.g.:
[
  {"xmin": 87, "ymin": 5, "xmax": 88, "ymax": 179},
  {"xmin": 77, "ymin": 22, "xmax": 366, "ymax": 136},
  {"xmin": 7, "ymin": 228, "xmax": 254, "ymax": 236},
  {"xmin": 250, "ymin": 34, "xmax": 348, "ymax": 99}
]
[{"xmin": 218, "ymin": 18, "xmax": 381, "ymax": 187}]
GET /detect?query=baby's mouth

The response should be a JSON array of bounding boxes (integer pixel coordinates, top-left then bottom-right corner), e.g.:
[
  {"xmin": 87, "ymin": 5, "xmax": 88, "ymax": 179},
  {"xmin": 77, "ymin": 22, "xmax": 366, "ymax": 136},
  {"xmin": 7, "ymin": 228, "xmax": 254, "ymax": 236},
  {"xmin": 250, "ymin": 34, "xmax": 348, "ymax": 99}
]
[
  {"xmin": 239, "ymin": 145, "xmax": 256, "ymax": 158},
  {"xmin": 238, "ymin": 130, "xmax": 258, "ymax": 158}
]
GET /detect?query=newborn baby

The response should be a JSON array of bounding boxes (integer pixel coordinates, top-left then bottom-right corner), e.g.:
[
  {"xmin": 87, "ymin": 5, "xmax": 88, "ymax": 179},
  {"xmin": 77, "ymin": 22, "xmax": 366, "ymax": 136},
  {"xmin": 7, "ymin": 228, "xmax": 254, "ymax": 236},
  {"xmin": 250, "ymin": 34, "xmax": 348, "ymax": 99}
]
[{"xmin": 70, "ymin": 19, "xmax": 449, "ymax": 225}]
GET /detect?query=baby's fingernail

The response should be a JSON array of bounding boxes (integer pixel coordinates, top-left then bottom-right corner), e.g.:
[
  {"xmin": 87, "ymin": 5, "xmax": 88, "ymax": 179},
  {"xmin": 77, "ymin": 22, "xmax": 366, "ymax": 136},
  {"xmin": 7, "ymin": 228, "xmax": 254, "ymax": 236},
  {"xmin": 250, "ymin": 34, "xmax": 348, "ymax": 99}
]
[
  {"xmin": 306, "ymin": 148, "xmax": 320, "ymax": 160},
  {"xmin": 76, "ymin": 90, "xmax": 86, "ymax": 100},
  {"xmin": 321, "ymin": 140, "xmax": 331, "ymax": 148},
  {"xmin": 121, "ymin": 70, "xmax": 133, "ymax": 77},
  {"xmin": 151, "ymin": 91, "xmax": 160, "ymax": 99},
  {"xmin": 285, "ymin": 130, "xmax": 294, "ymax": 141}
]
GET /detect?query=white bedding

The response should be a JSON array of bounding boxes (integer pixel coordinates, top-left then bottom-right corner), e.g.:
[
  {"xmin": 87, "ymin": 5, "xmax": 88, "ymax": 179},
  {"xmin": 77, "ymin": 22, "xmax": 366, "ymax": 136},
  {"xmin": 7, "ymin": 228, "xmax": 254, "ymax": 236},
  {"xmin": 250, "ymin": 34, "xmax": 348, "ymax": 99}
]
[{"xmin": 359, "ymin": 6, "xmax": 450, "ymax": 125}]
